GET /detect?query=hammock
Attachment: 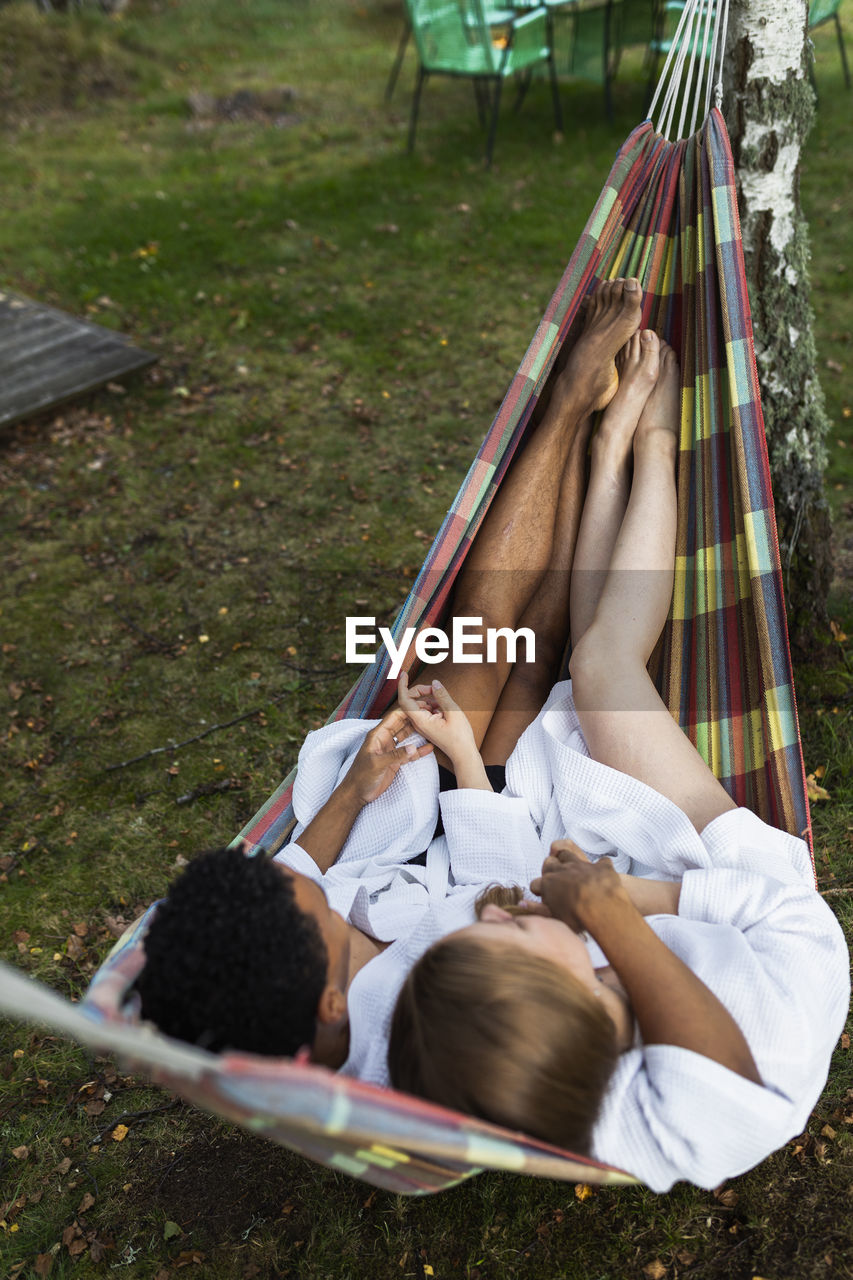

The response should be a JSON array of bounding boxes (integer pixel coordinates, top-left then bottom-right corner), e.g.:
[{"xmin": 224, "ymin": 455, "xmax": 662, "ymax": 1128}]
[{"xmin": 0, "ymin": 1, "xmax": 812, "ymax": 1195}]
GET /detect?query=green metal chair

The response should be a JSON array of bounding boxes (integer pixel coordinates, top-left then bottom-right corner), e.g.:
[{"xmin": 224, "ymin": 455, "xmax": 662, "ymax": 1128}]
[
  {"xmin": 808, "ymin": 0, "xmax": 851, "ymax": 89},
  {"xmin": 405, "ymin": 0, "xmax": 563, "ymax": 166},
  {"xmin": 386, "ymin": 0, "xmax": 521, "ymax": 102},
  {"xmin": 500, "ymin": 0, "xmax": 623, "ymax": 119}
]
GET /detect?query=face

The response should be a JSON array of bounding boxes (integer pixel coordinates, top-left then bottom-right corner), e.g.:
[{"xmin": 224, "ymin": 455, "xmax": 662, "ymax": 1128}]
[
  {"xmin": 456, "ymin": 905, "xmax": 600, "ymax": 996},
  {"xmin": 277, "ymin": 867, "xmax": 351, "ymax": 993}
]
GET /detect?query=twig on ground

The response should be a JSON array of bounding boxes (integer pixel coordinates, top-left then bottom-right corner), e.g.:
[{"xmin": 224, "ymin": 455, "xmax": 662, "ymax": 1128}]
[
  {"xmin": 176, "ymin": 778, "xmax": 242, "ymax": 806},
  {"xmin": 92, "ymin": 1101, "xmax": 180, "ymax": 1144},
  {"xmin": 100, "ymin": 663, "xmax": 343, "ymax": 773},
  {"xmin": 105, "ymin": 601, "xmax": 175, "ymax": 652},
  {"xmin": 100, "ymin": 701, "xmax": 286, "ymax": 773}
]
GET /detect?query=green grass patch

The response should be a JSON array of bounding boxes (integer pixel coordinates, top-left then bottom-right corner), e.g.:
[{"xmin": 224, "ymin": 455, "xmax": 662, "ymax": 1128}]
[{"xmin": 1, "ymin": 1, "xmax": 852, "ymax": 1276}]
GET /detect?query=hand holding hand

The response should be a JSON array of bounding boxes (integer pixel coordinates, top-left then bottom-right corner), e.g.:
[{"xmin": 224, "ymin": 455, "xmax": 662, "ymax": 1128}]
[
  {"xmin": 343, "ymin": 705, "xmax": 433, "ymax": 804},
  {"xmin": 529, "ymin": 840, "xmax": 634, "ymax": 934},
  {"xmin": 396, "ymin": 672, "xmax": 479, "ymax": 768}
]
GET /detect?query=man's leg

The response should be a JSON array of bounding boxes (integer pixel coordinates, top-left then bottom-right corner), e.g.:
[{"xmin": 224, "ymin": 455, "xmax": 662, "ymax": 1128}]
[
  {"xmin": 475, "ymin": 410, "xmax": 590, "ymax": 765},
  {"xmin": 478, "ymin": 329, "xmax": 661, "ymax": 765},
  {"xmin": 423, "ymin": 278, "xmax": 643, "ymax": 751},
  {"xmin": 569, "ymin": 343, "xmax": 737, "ymax": 833}
]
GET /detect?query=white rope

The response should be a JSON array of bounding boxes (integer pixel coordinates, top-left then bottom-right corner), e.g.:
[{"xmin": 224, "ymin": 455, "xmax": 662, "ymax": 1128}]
[
  {"xmin": 647, "ymin": 1, "xmax": 696, "ymax": 133},
  {"xmin": 686, "ymin": 0, "xmax": 717, "ymax": 137},
  {"xmin": 648, "ymin": 0, "xmax": 731, "ymax": 141}
]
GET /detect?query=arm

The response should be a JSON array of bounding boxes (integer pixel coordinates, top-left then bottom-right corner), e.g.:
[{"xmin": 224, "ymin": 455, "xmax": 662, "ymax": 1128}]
[
  {"xmin": 295, "ymin": 706, "xmax": 432, "ymax": 873},
  {"xmin": 618, "ymin": 872, "xmax": 681, "ymax": 917},
  {"xmin": 398, "ymin": 674, "xmax": 493, "ymax": 792},
  {"xmin": 531, "ymin": 844, "xmax": 762, "ymax": 1085}
]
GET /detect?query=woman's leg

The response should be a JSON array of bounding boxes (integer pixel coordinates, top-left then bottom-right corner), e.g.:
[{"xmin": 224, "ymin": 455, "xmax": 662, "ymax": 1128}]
[
  {"xmin": 570, "ymin": 330, "xmax": 660, "ymax": 648},
  {"xmin": 478, "ymin": 329, "xmax": 661, "ymax": 765},
  {"xmin": 569, "ymin": 344, "xmax": 737, "ymax": 833},
  {"xmin": 421, "ymin": 278, "xmax": 643, "ymax": 752}
]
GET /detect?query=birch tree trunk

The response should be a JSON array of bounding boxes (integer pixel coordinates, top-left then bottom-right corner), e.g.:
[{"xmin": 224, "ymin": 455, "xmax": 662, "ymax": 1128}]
[{"xmin": 723, "ymin": 0, "xmax": 832, "ymax": 655}]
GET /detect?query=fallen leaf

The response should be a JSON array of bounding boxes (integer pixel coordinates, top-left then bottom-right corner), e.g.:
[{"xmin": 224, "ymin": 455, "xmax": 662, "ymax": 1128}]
[
  {"xmin": 11, "ymin": 1145, "xmax": 29, "ymax": 1160},
  {"xmin": 807, "ymin": 773, "xmax": 830, "ymax": 802},
  {"xmin": 34, "ymin": 1255, "xmax": 53, "ymax": 1278},
  {"xmin": 841, "ymin": 1033, "xmax": 850, "ymax": 1050},
  {"xmin": 821, "ymin": 1124, "xmax": 837, "ymax": 1140},
  {"xmin": 67, "ymin": 1238, "xmax": 87, "ymax": 1257},
  {"xmin": 78, "ymin": 1192, "xmax": 95, "ymax": 1213},
  {"xmin": 111, "ymin": 1124, "xmax": 129, "ymax": 1142},
  {"xmin": 714, "ymin": 1187, "xmax": 739, "ymax": 1208},
  {"xmin": 66, "ymin": 934, "xmax": 85, "ymax": 962},
  {"xmin": 55, "ymin": 1157, "xmax": 72, "ymax": 1175},
  {"xmin": 642, "ymin": 1260, "xmax": 667, "ymax": 1280},
  {"xmin": 574, "ymin": 1183, "xmax": 595, "ymax": 1201},
  {"xmin": 164, "ymin": 1220, "xmax": 182, "ymax": 1240}
]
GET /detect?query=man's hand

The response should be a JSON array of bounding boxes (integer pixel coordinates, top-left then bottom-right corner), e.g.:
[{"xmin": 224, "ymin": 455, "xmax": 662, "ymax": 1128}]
[
  {"xmin": 295, "ymin": 706, "xmax": 432, "ymax": 871},
  {"xmin": 530, "ymin": 840, "xmax": 634, "ymax": 933},
  {"xmin": 343, "ymin": 705, "xmax": 433, "ymax": 804},
  {"xmin": 533, "ymin": 845, "xmax": 761, "ymax": 1086}
]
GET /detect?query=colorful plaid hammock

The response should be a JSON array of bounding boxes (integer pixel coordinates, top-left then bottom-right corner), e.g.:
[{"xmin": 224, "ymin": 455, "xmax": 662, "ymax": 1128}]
[
  {"xmin": 1, "ymin": 106, "xmax": 812, "ymax": 1196},
  {"xmin": 238, "ymin": 106, "xmax": 810, "ymax": 858}
]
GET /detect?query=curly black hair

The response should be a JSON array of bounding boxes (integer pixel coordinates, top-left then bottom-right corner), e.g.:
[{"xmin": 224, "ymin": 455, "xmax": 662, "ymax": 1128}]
[{"xmin": 136, "ymin": 847, "xmax": 329, "ymax": 1057}]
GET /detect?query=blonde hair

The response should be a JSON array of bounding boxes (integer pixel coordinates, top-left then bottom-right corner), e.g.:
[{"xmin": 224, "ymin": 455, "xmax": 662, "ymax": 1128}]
[{"xmin": 388, "ymin": 933, "xmax": 619, "ymax": 1154}]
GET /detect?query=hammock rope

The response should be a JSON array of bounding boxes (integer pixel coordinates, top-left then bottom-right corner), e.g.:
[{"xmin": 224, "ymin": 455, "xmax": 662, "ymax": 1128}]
[
  {"xmin": 0, "ymin": 64, "xmax": 812, "ymax": 1195},
  {"xmin": 649, "ymin": 0, "xmax": 731, "ymax": 140}
]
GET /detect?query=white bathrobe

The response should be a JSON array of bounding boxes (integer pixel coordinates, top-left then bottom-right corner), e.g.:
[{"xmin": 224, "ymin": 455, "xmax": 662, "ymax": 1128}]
[{"xmin": 274, "ymin": 681, "xmax": 849, "ymax": 1191}]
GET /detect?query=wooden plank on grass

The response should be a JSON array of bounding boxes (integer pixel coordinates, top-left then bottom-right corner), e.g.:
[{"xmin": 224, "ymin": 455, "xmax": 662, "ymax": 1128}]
[{"xmin": 0, "ymin": 289, "xmax": 156, "ymax": 428}]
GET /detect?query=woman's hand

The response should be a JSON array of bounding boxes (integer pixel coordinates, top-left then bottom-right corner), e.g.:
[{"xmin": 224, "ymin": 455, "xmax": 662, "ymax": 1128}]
[
  {"xmin": 343, "ymin": 705, "xmax": 433, "ymax": 804},
  {"xmin": 397, "ymin": 673, "xmax": 478, "ymax": 767},
  {"xmin": 530, "ymin": 840, "xmax": 634, "ymax": 933}
]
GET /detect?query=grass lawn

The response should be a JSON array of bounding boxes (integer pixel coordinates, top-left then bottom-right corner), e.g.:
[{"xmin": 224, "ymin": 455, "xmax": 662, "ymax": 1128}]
[{"xmin": 1, "ymin": 1, "xmax": 852, "ymax": 1276}]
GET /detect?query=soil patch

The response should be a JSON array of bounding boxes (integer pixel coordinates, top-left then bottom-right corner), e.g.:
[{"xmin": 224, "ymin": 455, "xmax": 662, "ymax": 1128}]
[{"xmin": 186, "ymin": 87, "xmax": 301, "ymax": 128}]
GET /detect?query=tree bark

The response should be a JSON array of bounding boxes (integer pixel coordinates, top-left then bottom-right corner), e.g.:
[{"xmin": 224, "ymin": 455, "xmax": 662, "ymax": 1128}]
[{"xmin": 722, "ymin": 0, "xmax": 833, "ymax": 656}]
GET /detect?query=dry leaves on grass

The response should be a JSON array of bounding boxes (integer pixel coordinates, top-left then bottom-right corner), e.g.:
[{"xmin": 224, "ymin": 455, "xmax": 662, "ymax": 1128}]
[{"xmin": 642, "ymin": 1260, "xmax": 667, "ymax": 1280}]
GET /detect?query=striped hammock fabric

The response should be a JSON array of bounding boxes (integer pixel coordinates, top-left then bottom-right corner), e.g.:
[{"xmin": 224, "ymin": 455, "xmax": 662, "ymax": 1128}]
[
  {"xmin": 55, "ymin": 108, "xmax": 810, "ymax": 1195},
  {"xmin": 239, "ymin": 107, "xmax": 810, "ymax": 859}
]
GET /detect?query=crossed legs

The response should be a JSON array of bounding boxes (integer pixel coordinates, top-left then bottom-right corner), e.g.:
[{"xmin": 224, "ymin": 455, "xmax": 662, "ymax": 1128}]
[{"xmin": 420, "ymin": 278, "xmax": 644, "ymax": 765}]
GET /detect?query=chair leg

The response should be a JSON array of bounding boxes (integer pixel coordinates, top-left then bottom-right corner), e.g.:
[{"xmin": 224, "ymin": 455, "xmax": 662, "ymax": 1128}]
[
  {"xmin": 473, "ymin": 79, "xmax": 488, "ymax": 129},
  {"xmin": 603, "ymin": 0, "xmax": 614, "ymax": 123},
  {"xmin": 485, "ymin": 77, "xmax": 503, "ymax": 168},
  {"xmin": 836, "ymin": 14, "xmax": 852, "ymax": 89},
  {"xmin": 385, "ymin": 20, "xmax": 411, "ymax": 103},
  {"xmin": 544, "ymin": 11, "xmax": 563, "ymax": 134},
  {"xmin": 408, "ymin": 65, "xmax": 427, "ymax": 154},
  {"xmin": 513, "ymin": 68, "xmax": 533, "ymax": 114},
  {"xmin": 547, "ymin": 46, "xmax": 563, "ymax": 134}
]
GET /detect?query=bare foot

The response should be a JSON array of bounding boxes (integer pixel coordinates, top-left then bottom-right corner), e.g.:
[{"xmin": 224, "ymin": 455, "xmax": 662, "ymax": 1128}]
[
  {"xmin": 555, "ymin": 278, "xmax": 644, "ymax": 415},
  {"xmin": 634, "ymin": 341, "xmax": 681, "ymax": 457},
  {"xmin": 596, "ymin": 330, "xmax": 660, "ymax": 458}
]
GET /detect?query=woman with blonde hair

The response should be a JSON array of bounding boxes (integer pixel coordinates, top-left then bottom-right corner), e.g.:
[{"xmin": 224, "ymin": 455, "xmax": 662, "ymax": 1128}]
[{"xmin": 388, "ymin": 343, "xmax": 850, "ymax": 1190}]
